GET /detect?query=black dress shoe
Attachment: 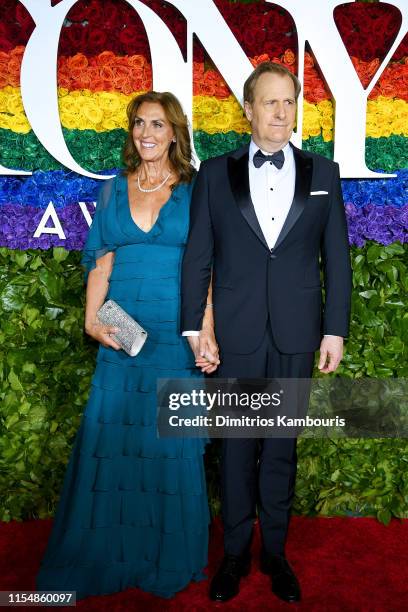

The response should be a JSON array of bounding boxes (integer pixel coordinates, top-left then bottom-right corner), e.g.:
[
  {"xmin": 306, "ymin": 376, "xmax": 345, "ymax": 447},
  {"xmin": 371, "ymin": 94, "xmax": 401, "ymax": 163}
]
[
  {"xmin": 210, "ymin": 553, "xmax": 251, "ymax": 602},
  {"xmin": 260, "ymin": 551, "xmax": 301, "ymax": 603}
]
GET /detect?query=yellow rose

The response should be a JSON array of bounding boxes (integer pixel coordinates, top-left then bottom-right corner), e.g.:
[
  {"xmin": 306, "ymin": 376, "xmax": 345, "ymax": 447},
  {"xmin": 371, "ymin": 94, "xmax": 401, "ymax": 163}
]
[
  {"xmin": 75, "ymin": 116, "xmax": 89, "ymax": 130},
  {"xmin": 394, "ymin": 118, "xmax": 407, "ymax": 135},
  {"xmin": 60, "ymin": 113, "xmax": 79, "ymax": 130},
  {"xmin": 12, "ymin": 116, "xmax": 31, "ymax": 133},
  {"xmin": 102, "ymin": 117, "xmax": 121, "ymax": 130},
  {"xmin": 301, "ymin": 125, "xmax": 311, "ymax": 139},
  {"xmin": 59, "ymin": 97, "xmax": 79, "ymax": 116},
  {"xmin": 309, "ymin": 126, "xmax": 322, "ymax": 138},
  {"xmin": 320, "ymin": 116, "xmax": 333, "ymax": 130},
  {"xmin": 99, "ymin": 92, "xmax": 124, "ymax": 115},
  {"xmin": 196, "ymin": 96, "xmax": 220, "ymax": 116},
  {"xmin": 82, "ymin": 102, "xmax": 104, "ymax": 126},
  {"xmin": 58, "ymin": 87, "xmax": 69, "ymax": 98},
  {"xmin": 211, "ymin": 112, "xmax": 229, "ymax": 131},
  {"xmin": 318, "ymin": 100, "xmax": 333, "ymax": 116},
  {"xmin": 0, "ymin": 115, "xmax": 10, "ymax": 130},
  {"xmin": 6, "ymin": 92, "xmax": 24, "ymax": 115}
]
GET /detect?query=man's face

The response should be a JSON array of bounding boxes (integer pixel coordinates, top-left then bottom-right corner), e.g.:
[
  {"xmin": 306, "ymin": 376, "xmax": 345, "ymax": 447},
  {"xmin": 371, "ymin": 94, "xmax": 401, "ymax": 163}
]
[{"xmin": 244, "ymin": 72, "xmax": 297, "ymax": 152}]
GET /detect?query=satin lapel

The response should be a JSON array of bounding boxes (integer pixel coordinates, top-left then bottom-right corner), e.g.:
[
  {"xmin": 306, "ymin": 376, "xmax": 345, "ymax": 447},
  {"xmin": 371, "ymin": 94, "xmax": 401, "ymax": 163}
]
[
  {"xmin": 273, "ymin": 145, "xmax": 313, "ymax": 251},
  {"xmin": 227, "ymin": 150, "xmax": 269, "ymax": 251}
]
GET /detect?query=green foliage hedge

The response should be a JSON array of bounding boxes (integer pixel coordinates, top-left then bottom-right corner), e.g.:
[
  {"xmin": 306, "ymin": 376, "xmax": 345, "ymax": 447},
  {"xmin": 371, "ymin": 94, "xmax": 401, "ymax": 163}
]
[{"xmin": 0, "ymin": 244, "xmax": 407, "ymax": 523}]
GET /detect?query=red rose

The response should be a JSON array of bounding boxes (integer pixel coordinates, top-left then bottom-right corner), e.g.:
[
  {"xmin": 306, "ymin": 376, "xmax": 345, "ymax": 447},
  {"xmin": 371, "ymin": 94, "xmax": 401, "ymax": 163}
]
[
  {"xmin": 63, "ymin": 24, "xmax": 88, "ymax": 53},
  {"xmin": 15, "ymin": 3, "xmax": 34, "ymax": 31},
  {"xmin": 85, "ymin": 0, "xmax": 104, "ymax": 27},
  {"xmin": 66, "ymin": 3, "xmax": 91, "ymax": 23},
  {"xmin": 87, "ymin": 29, "xmax": 108, "ymax": 54}
]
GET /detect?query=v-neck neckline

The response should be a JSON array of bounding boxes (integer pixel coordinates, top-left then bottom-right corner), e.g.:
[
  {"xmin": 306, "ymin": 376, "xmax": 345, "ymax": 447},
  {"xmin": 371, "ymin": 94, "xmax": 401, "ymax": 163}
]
[{"xmin": 125, "ymin": 173, "xmax": 177, "ymax": 235}]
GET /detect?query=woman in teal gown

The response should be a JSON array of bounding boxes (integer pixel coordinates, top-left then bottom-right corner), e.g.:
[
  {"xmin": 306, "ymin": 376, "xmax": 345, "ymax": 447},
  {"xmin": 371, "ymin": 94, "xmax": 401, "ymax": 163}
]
[{"xmin": 36, "ymin": 92, "xmax": 219, "ymax": 600}]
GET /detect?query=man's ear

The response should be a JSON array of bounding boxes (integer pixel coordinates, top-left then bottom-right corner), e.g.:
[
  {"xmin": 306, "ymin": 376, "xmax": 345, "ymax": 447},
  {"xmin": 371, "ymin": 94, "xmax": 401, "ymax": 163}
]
[{"xmin": 244, "ymin": 101, "xmax": 252, "ymax": 122}]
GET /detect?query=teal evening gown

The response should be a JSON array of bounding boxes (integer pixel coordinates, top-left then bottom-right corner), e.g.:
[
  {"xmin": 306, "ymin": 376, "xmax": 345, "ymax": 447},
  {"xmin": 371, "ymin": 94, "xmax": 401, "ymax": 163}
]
[{"xmin": 36, "ymin": 172, "xmax": 210, "ymax": 599}]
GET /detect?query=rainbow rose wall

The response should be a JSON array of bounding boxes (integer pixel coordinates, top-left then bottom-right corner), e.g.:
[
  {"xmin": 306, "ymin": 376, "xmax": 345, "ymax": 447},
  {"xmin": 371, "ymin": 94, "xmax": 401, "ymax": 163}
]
[{"xmin": 0, "ymin": 0, "xmax": 406, "ymax": 533}]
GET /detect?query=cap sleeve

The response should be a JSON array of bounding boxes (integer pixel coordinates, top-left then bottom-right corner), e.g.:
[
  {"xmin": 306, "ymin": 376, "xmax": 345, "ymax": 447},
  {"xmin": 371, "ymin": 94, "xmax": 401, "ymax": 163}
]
[{"xmin": 81, "ymin": 177, "xmax": 117, "ymax": 282}]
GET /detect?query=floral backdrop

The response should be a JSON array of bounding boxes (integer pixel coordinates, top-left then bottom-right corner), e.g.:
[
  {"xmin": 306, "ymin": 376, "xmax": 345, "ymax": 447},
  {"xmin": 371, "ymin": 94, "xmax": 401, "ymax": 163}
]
[
  {"xmin": 0, "ymin": 0, "xmax": 407, "ymax": 249},
  {"xmin": 0, "ymin": 0, "xmax": 407, "ymax": 522}
]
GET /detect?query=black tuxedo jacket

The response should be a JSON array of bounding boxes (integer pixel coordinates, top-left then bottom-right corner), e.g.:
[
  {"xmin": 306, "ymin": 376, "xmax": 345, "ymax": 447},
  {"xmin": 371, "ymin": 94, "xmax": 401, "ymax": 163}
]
[{"xmin": 180, "ymin": 142, "xmax": 352, "ymax": 354}]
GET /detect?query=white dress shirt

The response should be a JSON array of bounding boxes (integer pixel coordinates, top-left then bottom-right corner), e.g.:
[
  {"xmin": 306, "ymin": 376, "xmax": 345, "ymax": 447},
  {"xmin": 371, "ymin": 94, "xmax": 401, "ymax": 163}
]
[{"xmin": 248, "ymin": 139, "xmax": 295, "ymax": 249}]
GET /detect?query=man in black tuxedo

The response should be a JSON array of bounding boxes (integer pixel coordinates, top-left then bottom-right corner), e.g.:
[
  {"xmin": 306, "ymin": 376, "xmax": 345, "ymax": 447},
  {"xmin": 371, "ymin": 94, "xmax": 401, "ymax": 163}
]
[{"xmin": 180, "ymin": 62, "xmax": 352, "ymax": 603}]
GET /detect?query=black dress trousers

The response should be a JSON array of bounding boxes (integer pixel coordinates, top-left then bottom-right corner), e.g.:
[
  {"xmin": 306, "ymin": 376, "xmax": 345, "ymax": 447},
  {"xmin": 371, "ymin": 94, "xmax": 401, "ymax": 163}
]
[{"xmin": 216, "ymin": 321, "xmax": 315, "ymax": 556}]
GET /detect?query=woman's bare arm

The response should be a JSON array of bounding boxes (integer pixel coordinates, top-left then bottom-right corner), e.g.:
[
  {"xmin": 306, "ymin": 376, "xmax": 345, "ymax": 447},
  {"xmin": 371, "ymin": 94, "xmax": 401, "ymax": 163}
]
[{"xmin": 84, "ymin": 252, "xmax": 121, "ymax": 349}]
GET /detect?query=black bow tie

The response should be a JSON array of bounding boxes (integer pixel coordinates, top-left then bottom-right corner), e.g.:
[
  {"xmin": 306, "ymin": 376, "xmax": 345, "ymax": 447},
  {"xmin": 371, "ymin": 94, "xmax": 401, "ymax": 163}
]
[{"xmin": 253, "ymin": 149, "xmax": 285, "ymax": 169}]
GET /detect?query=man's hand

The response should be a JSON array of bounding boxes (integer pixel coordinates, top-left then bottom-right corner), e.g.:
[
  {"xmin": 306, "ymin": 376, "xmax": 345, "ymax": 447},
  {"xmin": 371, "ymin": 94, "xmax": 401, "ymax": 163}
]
[
  {"xmin": 318, "ymin": 336, "xmax": 344, "ymax": 373},
  {"xmin": 187, "ymin": 328, "xmax": 220, "ymax": 374}
]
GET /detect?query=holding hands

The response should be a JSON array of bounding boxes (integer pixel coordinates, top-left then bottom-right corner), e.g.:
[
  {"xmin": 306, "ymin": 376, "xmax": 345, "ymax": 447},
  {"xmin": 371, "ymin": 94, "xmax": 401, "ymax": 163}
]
[{"xmin": 188, "ymin": 327, "xmax": 220, "ymax": 374}]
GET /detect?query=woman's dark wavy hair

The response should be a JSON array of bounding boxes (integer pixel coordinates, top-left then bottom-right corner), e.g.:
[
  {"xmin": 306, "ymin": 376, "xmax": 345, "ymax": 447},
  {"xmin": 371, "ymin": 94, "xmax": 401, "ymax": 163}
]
[{"xmin": 122, "ymin": 91, "xmax": 195, "ymax": 187}]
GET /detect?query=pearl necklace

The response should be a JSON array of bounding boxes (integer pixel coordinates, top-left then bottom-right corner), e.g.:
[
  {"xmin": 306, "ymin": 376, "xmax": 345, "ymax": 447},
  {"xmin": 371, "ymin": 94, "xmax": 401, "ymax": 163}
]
[{"xmin": 137, "ymin": 172, "xmax": 172, "ymax": 193}]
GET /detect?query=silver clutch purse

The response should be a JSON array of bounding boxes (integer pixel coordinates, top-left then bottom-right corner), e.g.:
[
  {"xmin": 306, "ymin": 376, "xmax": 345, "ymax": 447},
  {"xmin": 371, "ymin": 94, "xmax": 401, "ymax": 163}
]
[{"xmin": 97, "ymin": 299, "xmax": 148, "ymax": 357}]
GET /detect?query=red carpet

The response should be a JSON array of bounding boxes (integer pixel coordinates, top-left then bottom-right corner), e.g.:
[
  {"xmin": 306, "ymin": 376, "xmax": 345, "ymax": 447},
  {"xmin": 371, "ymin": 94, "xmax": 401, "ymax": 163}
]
[{"xmin": 1, "ymin": 516, "xmax": 407, "ymax": 611}]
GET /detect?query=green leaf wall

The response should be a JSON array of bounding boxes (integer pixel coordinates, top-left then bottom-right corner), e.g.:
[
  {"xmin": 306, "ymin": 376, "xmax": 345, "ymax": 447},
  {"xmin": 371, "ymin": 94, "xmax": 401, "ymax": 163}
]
[{"xmin": 0, "ymin": 245, "xmax": 407, "ymax": 523}]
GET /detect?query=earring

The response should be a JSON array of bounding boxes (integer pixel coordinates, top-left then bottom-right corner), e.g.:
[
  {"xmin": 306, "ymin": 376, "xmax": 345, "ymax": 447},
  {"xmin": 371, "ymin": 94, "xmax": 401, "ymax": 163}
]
[{"xmin": 172, "ymin": 137, "xmax": 177, "ymax": 143}]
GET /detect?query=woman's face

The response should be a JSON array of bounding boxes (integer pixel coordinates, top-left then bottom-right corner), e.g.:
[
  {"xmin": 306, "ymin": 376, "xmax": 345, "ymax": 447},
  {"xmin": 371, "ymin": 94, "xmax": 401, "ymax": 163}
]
[{"xmin": 132, "ymin": 102, "xmax": 175, "ymax": 164}]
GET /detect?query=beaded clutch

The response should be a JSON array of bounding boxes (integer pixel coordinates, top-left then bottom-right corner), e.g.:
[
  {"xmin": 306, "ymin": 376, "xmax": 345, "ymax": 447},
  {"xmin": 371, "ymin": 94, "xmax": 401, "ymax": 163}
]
[{"xmin": 97, "ymin": 299, "xmax": 148, "ymax": 357}]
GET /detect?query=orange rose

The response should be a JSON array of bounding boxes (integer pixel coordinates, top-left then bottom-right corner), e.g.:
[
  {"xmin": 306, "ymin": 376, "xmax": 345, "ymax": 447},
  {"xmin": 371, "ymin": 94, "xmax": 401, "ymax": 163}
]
[
  {"xmin": 58, "ymin": 74, "xmax": 72, "ymax": 89},
  {"xmin": 205, "ymin": 70, "xmax": 219, "ymax": 83},
  {"xmin": 304, "ymin": 52, "xmax": 314, "ymax": 69},
  {"xmin": 70, "ymin": 67, "xmax": 86, "ymax": 82},
  {"xmin": 95, "ymin": 51, "xmax": 116, "ymax": 66},
  {"xmin": 127, "ymin": 55, "xmax": 146, "ymax": 70},
  {"xmin": 114, "ymin": 65, "xmax": 132, "ymax": 79},
  {"xmin": 283, "ymin": 49, "xmax": 295, "ymax": 66},
  {"xmin": 217, "ymin": 83, "xmax": 230, "ymax": 98},
  {"xmin": 10, "ymin": 46, "xmax": 24, "ymax": 57},
  {"xmin": 100, "ymin": 65, "xmax": 116, "ymax": 81},
  {"xmin": 201, "ymin": 83, "xmax": 216, "ymax": 96},
  {"xmin": 118, "ymin": 79, "xmax": 134, "ymax": 96},
  {"xmin": 193, "ymin": 62, "xmax": 204, "ymax": 79},
  {"xmin": 8, "ymin": 73, "xmax": 20, "ymax": 88},
  {"xmin": 8, "ymin": 57, "xmax": 21, "ymax": 77},
  {"xmin": 131, "ymin": 76, "xmax": 145, "ymax": 91},
  {"xmin": 92, "ymin": 78, "xmax": 107, "ymax": 92},
  {"xmin": 87, "ymin": 67, "xmax": 100, "ymax": 82},
  {"xmin": 251, "ymin": 54, "xmax": 270, "ymax": 67},
  {"xmin": 351, "ymin": 56, "xmax": 380, "ymax": 88},
  {"xmin": 67, "ymin": 53, "xmax": 88, "ymax": 71}
]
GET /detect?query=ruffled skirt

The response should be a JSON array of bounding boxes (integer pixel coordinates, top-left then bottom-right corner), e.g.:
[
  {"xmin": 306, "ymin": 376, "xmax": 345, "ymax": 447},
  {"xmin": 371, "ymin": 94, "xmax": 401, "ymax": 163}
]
[{"xmin": 36, "ymin": 359, "xmax": 210, "ymax": 600}]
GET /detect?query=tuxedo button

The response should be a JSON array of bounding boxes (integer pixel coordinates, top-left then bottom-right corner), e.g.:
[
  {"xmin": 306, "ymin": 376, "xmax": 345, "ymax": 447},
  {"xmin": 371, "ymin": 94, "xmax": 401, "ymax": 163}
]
[{"xmin": 270, "ymin": 254, "xmax": 277, "ymax": 259}]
